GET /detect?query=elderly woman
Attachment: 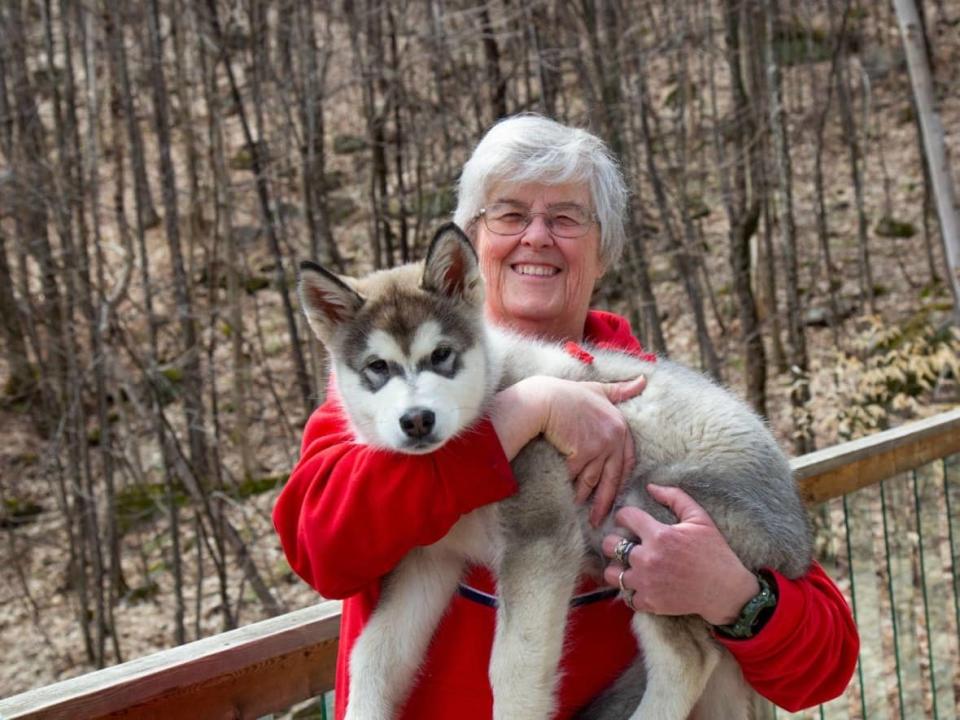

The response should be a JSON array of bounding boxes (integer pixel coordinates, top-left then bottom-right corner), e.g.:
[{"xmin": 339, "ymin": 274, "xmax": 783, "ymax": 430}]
[{"xmin": 274, "ymin": 115, "xmax": 859, "ymax": 719}]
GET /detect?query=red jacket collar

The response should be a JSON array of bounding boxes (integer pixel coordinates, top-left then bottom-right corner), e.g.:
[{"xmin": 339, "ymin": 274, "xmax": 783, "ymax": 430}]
[{"xmin": 583, "ymin": 310, "xmax": 656, "ymax": 362}]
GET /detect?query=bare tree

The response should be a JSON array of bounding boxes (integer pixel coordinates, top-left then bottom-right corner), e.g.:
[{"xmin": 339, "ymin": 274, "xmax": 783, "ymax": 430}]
[
  {"xmin": 571, "ymin": 0, "xmax": 666, "ymax": 354},
  {"xmin": 525, "ymin": 2, "xmax": 563, "ymax": 118},
  {"xmin": 103, "ymin": 3, "xmax": 161, "ymax": 230},
  {"xmin": 0, "ymin": 230, "xmax": 32, "ymax": 396},
  {"xmin": 637, "ymin": 59, "xmax": 721, "ymax": 379},
  {"xmin": 203, "ymin": 0, "xmax": 314, "ymax": 418},
  {"xmin": 805, "ymin": 0, "xmax": 849, "ymax": 346},
  {"xmin": 2, "ymin": 0, "xmax": 66, "ymax": 419},
  {"xmin": 894, "ymin": 0, "xmax": 960, "ymax": 325},
  {"xmin": 835, "ymin": 20, "xmax": 876, "ymax": 314},
  {"xmin": 764, "ymin": 0, "xmax": 813, "ymax": 453},
  {"xmin": 295, "ymin": 0, "xmax": 342, "ymax": 270},
  {"xmin": 740, "ymin": 0, "xmax": 787, "ymax": 376},
  {"xmin": 479, "ymin": 1, "xmax": 508, "ymax": 121},
  {"xmin": 718, "ymin": 0, "xmax": 767, "ymax": 416},
  {"xmin": 195, "ymin": 2, "xmax": 256, "ymax": 484},
  {"xmin": 145, "ymin": 0, "xmax": 210, "ymax": 484},
  {"xmin": 345, "ymin": 0, "xmax": 399, "ymax": 269}
]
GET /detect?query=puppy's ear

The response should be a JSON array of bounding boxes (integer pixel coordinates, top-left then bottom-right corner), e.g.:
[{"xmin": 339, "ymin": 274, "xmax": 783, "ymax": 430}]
[
  {"xmin": 298, "ymin": 261, "xmax": 364, "ymax": 343},
  {"xmin": 421, "ymin": 223, "xmax": 483, "ymax": 304}
]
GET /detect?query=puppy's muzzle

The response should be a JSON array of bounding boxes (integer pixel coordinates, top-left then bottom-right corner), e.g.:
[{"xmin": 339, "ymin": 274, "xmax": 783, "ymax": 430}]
[{"xmin": 400, "ymin": 407, "xmax": 436, "ymax": 439}]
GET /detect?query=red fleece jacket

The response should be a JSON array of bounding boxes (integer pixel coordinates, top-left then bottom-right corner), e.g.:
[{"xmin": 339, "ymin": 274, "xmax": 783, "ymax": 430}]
[{"xmin": 273, "ymin": 310, "xmax": 859, "ymax": 718}]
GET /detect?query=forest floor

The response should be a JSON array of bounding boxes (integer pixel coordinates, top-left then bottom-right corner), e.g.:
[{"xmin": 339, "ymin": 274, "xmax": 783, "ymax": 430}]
[{"xmin": 2, "ymin": 5, "xmax": 960, "ymax": 713}]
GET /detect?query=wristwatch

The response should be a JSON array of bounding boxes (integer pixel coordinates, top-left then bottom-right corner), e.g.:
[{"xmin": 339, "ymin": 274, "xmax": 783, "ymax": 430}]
[{"xmin": 713, "ymin": 570, "xmax": 778, "ymax": 639}]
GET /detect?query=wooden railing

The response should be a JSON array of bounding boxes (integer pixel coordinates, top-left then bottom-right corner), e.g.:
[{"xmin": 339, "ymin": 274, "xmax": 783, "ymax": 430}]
[
  {"xmin": 2, "ymin": 408, "xmax": 959, "ymax": 720},
  {"xmin": 0, "ymin": 602, "xmax": 341, "ymax": 720},
  {"xmin": 792, "ymin": 407, "xmax": 960, "ymax": 504}
]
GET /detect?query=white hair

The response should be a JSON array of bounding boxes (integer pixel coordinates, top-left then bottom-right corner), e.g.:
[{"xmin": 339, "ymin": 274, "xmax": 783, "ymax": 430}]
[{"xmin": 453, "ymin": 114, "xmax": 628, "ymax": 266}]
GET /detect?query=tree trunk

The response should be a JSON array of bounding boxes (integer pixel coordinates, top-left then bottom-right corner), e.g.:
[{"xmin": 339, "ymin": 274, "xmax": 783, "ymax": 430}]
[
  {"xmin": 637, "ymin": 65, "xmax": 720, "ymax": 379},
  {"xmin": 668, "ymin": 2, "xmax": 723, "ymax": 379},
  {"xmin": 427, "ymin": 0, "xmax": 454, "ymax": 181},
  {"xmin": 345, "ymin": 0, "xmax": 393, "ymax": 268},
  {"xmin": 2, "ymin": 0, "xmax": 66, "ymax": 422},
  {"xmin": 807, "ymin": 0, "xmax": 849, "ymax": 347},
  {"xmin": 0, "ymin": 38, "xmax": 13, "ymax": 156},
  {"xmin": 40, "ymin": 0, "xmax": 108, "ymax": 659},
  {"xmin": 836, "ymin": 36, "xmax": 875, "ymax": 313},
  {"xmin": 741, "ymin": 0, "xmax": 786, "ymax": 375},
  {"xmin": 63, "ymin": 2, "xmax": 129, "ymax": 648},
  {"xmin": 576, "ymin": 0, "xmax": 665, "ymax": 354},
  {"xmin": 479, "ymin": 2, "xmax": 507, "ymax": 121},
  {"xmin": 104, "ymin": 2, "xmax": 160, "ymax": 230},
  {"xmin": 764, "ymin": 0, "xmax": 813, "ymax": 453},
  {"xmin": 196, "ymin": 2, "xmax": 256, "ymax": 484},
  {"xmin": 297, "ymin": 0, "xmax": 342, "ymax": 270},
  {"xmin": 386, "ymin": 5, "xmax": 410, "ymax": 263},
  {"xmin": 525, "ymin": 3, "xmax": 561, "ymax": 117},
  {"xmin": 906, "ymin": 3, "xmax": 942, "ymax": 288},
  {"xmin": 203, "ymin": 0, "xmax": 315, "ymax": 418},
  {"xmin": 368, "ymin": 2, "xmax": 395, "ymax": 267},
  {"xmin": 170, "ymin": 0, "xmax": 203, "ymax": 268},
  {"xmin": 146, "ymin": 0, "xmax": 210, "ymax": 484},
  {"xmin": 0, "ymin": 230, "xmax": 33, "ymax": 395},
  {"xmin": 719, "ymin": 0, "xmax": 767, "ymax": 417},
  {"xmin": 894, "ymin": 0, "xmax": 960, "ymax": 324}
]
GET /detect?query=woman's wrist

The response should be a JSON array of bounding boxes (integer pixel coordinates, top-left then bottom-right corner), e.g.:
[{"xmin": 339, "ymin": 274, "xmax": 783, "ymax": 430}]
[
  {"xmin": 704, "ymin": 565, "xmax": 761, "ymax": 626},
  {"xmin": 488, "ymin": 378, "xmax": 549, "ymax": 460}
]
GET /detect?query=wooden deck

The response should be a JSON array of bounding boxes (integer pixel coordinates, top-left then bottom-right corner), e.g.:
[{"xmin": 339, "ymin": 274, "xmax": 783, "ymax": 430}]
[{"xmin": 1, "ymin": 408, "xmax": 958, "ymax": 720}]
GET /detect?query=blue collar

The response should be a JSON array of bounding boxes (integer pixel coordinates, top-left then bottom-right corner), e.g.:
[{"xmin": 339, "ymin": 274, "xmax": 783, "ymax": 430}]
[{"xmin": 458, "ymin": 583, "xmax": 619, "ymax": 609}]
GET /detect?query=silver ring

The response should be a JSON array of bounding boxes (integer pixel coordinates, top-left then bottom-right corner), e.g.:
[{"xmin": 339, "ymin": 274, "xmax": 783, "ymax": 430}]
[
  {"xmin": 618, "ymin": 569, "xmax": 628, "ymax": 594},
  {"xmin": 614, "ymin": 538, "xmax": 639, "ymax": 567}
]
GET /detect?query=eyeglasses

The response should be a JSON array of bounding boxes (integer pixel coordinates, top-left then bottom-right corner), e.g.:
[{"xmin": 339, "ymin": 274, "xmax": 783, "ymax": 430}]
[{"xmin": 475, "ymin": 202, "xmax": 598, "ymax": 239}]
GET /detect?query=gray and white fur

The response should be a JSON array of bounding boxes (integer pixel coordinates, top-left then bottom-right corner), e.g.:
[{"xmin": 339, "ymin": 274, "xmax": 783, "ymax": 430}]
[{"xmin": 297, "ymin": 223, "xmax": 813, "ymax": 720}]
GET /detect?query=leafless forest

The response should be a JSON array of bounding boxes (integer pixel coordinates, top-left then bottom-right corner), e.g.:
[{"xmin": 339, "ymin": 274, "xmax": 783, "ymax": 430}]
[{"xmin": 0, "ymin": 0, "xmax": 958, "ymax": 697}]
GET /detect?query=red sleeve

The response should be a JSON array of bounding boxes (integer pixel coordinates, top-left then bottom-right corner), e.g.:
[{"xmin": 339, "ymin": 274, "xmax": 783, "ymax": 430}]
[
  {"xmin": 272, "ymin": 388, "xmax": 517, "ymax": 599},
  {"xmin": 717, "ymin": 562, "xmax": 860, "ymax": 710}
]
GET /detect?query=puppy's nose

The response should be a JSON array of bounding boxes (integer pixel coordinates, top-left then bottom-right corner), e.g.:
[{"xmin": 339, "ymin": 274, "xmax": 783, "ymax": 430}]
[{"xmin": 399, "ymin": 408, "xmax": 436, "ymax": 439}]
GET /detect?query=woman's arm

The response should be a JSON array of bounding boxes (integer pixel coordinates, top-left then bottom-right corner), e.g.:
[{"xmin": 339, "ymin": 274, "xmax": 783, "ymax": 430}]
[
  {"xmin": 273, "ymin": 391, "xmax": 517, "ymax": 598},
  {"xmin": 274, "ymin": 374, "xmax": 645, "ymax": 598},
  {"xmin": 719, "ymin": 562, "xmax": 860, "ymax": 710},
  {"xmin": 602, "ymin": 485, "xmax": 859, "ymax": 710},
  {"xmin": 491, "ymin": 375, "xmax": 646, "ymax": 525}
]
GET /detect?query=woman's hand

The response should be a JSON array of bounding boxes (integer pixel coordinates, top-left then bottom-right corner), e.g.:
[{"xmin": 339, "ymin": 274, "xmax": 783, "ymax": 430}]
[
  {"xmin": 490, "ymin": 374, "xmax": 645, "ymax": 526},
  {"xmin": 601, "ymin": 484, "xmax": 759, "ymax": 626}
]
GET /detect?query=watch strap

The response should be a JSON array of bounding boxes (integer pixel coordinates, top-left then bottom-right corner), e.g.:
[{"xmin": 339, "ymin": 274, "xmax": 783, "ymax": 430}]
[{"xmin": 713, "ymin": 570, "xmax": 777, "ymax": 640}]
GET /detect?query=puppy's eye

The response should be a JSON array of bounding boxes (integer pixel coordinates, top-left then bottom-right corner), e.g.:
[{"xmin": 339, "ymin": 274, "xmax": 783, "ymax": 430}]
[
  {"xmin": 431, "ymin": 346, "xmax": 453, "ymax": 366},
  {"xmin": 367, "ymin": 359, "xmax": 389, "ymax": 375},
  {"xmin": 362, "ymin": 358, "xmax": 393, "ymax": 391}
]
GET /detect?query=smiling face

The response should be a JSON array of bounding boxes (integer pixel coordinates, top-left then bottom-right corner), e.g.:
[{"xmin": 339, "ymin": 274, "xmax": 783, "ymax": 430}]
[{"xmin": 473, "ymin": 181, "xmax": 604, "ymax": 341}]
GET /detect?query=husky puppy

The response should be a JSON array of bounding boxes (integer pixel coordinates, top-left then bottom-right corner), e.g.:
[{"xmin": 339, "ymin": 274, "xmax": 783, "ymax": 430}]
[{"xmin": 298, "ymin": 223, "xmax": 813, "ymax": 720}]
